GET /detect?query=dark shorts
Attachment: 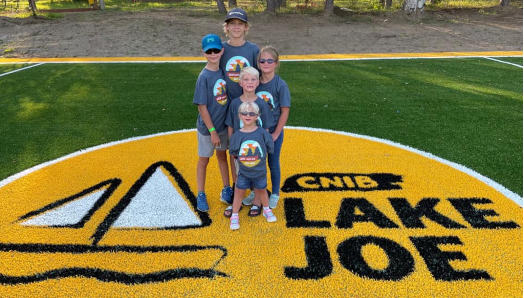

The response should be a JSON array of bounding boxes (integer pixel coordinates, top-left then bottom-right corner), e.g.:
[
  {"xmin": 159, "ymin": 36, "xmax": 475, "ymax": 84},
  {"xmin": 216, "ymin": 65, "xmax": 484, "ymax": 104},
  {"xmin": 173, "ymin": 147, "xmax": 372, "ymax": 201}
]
[{"xmin": 236, "ymin": 173, "xmax": 267, "ymax": 190}]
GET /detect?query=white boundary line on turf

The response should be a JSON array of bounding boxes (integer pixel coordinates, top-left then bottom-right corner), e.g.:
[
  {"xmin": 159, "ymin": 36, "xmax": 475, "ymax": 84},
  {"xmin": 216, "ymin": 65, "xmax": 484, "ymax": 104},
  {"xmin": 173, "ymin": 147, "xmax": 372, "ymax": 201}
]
[
  {"xmin": 281, "ymin": 55, "xmax": 523, "ymax": 62},
  {"xmin": 0, "ymin": 63, "xmax": 45, "ymax": 77},
  {"xmin": 483, "ymin": 57, "xmax": 523, "ymax": 68},
  {"xmin": 0, "ymin": 127, "xmax": 521, "ymax": 207}
]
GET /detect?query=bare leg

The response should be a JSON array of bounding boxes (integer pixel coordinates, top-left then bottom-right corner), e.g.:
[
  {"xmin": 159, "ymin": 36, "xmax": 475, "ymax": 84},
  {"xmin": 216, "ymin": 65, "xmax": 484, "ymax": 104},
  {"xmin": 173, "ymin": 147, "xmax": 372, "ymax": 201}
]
[
  {"xmin": 256, "ymin": 188, "xmax": 269, "ymax": 208},
  {"xmin": 196, "ymin": 157, "xmax": 209, "ymax": 192},
  {"xmin": 216, "ymin": 150, "xmax": 230, "ymax": 187},
  {"xmin": 229, "ymin": 155, "xmax": 237, "ymax": 185},
  {"xmin": 233, "ymin": 187, "xmax": 246, "ymax": 214}
]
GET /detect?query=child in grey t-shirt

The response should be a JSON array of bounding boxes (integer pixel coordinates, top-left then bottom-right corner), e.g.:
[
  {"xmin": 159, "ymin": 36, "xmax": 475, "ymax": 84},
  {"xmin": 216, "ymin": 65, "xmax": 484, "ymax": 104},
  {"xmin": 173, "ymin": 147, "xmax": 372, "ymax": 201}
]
[
  {"xmin": 220, "ymin": 7, "xmax": 260, "ymax": 100},
  {"xmin": 228, "ymin": 101, "xmax": 276, "ymax": 230},
  {"xmin": 193, "ymin": 34, "xmax": 234, "ymax": 213},
  {"xmin": 224, "ymin": 66, "xmax": 274, "ymax": 218}
]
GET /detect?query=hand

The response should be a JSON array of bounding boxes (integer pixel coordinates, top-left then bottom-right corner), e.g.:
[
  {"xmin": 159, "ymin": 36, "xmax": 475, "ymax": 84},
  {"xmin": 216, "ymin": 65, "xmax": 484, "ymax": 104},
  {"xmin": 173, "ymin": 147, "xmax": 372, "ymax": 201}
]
[
  {"xmin": 271, "ymin": 131, "xmax": 279, "ymax": 142},
  {"xmin": 210, "ymin": 132, "xmax": 221, "ymax": 148}
]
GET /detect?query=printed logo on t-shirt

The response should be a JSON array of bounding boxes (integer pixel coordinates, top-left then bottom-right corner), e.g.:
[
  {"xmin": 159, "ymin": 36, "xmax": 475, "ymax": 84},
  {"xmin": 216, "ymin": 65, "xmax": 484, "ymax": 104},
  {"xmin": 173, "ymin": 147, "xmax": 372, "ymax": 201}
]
[
  {"xmin": 225, "ymin": 56, "xmax": 250, "ymax": 83},
  {"xmin": 256, "ymin": 91, "xmax": 275, "ymax": 111},
  {"xmin": 238, "ymin": 140, "xmax": 263, "ymax": 167},
  {"xmin": 214, "ymin": 79, "xmax": 228, "ymax": 105}
]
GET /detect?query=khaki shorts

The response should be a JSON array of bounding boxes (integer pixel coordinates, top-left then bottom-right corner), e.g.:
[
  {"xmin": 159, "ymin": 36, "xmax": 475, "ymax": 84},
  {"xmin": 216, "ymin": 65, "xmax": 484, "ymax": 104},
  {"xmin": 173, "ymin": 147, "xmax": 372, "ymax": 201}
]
[{"xmin": 197, "ymin": 129, "xmax": 229, "ymax": 158}]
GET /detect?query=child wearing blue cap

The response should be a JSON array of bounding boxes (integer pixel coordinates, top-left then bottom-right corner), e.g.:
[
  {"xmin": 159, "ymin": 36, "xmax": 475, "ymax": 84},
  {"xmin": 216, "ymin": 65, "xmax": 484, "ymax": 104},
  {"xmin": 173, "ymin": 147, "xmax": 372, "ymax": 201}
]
[{"xmin": 193, "ymin": 33, "xmax": 234, "ymax": 212}]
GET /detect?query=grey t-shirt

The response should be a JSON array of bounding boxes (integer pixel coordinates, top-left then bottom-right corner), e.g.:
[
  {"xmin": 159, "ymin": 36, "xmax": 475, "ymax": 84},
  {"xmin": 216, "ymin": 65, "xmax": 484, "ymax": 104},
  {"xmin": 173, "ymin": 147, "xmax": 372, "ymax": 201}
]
[
  {"xmin": 220, "ymin": 41, "xmax": 260, "ymax": 99},
  {"xmin": 229, "ymin": 127, "xmax": 274, "ymax": 180},
  {"xmin": 256, "ymin": 75, "xmax": 291, "ymax": 132},
  {"xmin": 193, "ymin": 68, "xmax": 229, "ymax": 135},
  {"xmin": 225, "ymin": 97, "xmax": 274, "ymax": 133}
]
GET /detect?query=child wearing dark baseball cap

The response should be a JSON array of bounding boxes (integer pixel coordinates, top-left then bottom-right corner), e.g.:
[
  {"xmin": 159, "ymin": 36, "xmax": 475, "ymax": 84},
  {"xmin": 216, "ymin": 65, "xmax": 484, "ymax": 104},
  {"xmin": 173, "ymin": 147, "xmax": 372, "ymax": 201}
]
[
  {"xmin": 219, "ymin": 8, "xmax": 264, "ymax": 217},
  {"xmin": 220, "ymin": 8, "xmax": 260, "ymax": 100},
  {"xmin": 225, "ymin": 7, "xmax": 248, "ymax": 23}
]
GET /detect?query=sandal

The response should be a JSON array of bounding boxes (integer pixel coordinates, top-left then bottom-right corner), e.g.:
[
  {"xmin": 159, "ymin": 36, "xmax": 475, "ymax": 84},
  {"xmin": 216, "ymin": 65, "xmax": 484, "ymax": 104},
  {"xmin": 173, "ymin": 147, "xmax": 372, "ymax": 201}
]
[
  {"xmin": 223, "ymin": 205, "xmax": 242, "ymax": 218},
  {"xmin": 248, "ymin": 205, "xmax": 262, "ymax": 217}
]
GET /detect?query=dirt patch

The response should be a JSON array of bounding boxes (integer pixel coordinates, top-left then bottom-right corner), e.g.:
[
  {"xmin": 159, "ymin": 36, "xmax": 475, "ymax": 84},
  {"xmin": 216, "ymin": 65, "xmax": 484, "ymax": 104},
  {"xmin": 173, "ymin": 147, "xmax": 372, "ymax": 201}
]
[{"xmin": 0, "ymin": 6, "xmax": 522, "ymax": 58}]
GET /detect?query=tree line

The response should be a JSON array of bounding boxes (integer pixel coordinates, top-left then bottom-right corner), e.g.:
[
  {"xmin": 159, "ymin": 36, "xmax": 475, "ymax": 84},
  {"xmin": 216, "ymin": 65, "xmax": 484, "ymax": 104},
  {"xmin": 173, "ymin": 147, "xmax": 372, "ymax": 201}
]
[
  {"xmin": 216, "ymin": 0, "xmax": 511, "ymax": 15},
  {"xmin": 25, "ymin": 0, "xmax": 513, "ymax": 18}
]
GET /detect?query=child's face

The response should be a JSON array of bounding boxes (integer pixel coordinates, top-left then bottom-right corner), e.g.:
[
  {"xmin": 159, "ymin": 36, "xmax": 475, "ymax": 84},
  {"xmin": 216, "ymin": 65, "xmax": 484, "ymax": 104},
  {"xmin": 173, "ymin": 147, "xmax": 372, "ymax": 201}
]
[
  {"xmin": 226, "ymin": 19, "xmax": 247, "ymax": 39},
  {"xmin": 203, "ymin": 48, "xmax": 223, "ymax": 63},
  {"xmin": 258, "ymin": 51, "xmax": 277, "ymax": 75},
  {"xmin": 239, "ymin": 108, "xmax": 258, "ymax": 127},
  {"xmin": 239, "ymin": 73, "xmax": 259, "ymax": 93}
]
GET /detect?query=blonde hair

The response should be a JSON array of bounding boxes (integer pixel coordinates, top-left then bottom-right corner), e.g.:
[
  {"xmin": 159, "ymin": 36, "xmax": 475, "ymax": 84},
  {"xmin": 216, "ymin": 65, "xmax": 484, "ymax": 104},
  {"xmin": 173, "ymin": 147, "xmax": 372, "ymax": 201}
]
[
  {"xmin": 239, "ymin": 66, "xmax": 260, "ymax": 81},
  {"xmin": 223, "ymin": 20, "xmax": 250, "ymax": 37},
  {"xmin": 238, "ymin": 101, "xmax": 260, "ymax": 115},
  {"xmin": 257, "ymin": 46, "xmax": 280, "ymax": 71}
]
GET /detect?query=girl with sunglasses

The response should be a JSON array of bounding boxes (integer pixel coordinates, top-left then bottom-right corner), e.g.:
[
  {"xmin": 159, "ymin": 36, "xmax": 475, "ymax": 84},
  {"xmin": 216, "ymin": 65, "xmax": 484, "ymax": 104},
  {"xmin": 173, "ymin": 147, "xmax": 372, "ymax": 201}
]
[{"xmin": 242, "ymin": 46, "xmax": 291, "ymax": 210}]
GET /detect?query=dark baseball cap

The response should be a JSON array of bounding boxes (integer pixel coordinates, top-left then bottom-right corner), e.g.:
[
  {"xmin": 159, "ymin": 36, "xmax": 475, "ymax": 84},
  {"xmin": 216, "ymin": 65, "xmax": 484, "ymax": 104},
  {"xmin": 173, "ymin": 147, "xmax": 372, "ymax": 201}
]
[{"xmin": 225, "ymin": 8, "xmax": 248, "ymax": 23}]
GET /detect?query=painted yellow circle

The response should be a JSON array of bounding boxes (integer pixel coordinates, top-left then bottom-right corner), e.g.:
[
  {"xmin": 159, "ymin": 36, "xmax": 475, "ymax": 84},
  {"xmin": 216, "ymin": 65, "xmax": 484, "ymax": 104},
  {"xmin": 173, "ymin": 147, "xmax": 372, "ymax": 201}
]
[{"xmin": 0, "ymin": 128, "xmax": 521, "ymax": 297}]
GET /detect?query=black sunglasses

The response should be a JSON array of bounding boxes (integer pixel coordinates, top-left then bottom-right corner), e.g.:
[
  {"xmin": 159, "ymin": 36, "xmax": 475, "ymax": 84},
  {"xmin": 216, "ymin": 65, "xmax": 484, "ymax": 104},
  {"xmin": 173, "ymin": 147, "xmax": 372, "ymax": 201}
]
[
  {"xmin": 259, "ymin": 59, "xmax": 275, "ymax": 64},
  {"xmin": 240, "ymin": 112, "xmax": 259, "ymax": 117},
  {"xmin": 205, "ymin": 48, "xmax": 221, "ymax": 55}
]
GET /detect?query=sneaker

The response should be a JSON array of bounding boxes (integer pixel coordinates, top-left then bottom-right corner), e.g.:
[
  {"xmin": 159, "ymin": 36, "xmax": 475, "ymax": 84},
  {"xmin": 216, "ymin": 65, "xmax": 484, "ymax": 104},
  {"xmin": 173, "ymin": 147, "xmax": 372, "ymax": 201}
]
[
  {"xmin": 220, "ymin": 186, "xmax": 233, "ymax": 204},
  {"xmin": 263, "ymin": 208, "xmax": 277, "ymax": 223},
  {"xmin": 230, "ymin": 215, "xmax": 240, "ymax": 230},
  {"xmin": 269, "ymin": 194, "xmax": 280, "ymax": 209},
  {"xmin": 196, "ymin": 193, "xmax": 209, "ymax": 212},
  {"xmin": 242, "ymin": 191, "xmax": 255, "ymax": 206}
]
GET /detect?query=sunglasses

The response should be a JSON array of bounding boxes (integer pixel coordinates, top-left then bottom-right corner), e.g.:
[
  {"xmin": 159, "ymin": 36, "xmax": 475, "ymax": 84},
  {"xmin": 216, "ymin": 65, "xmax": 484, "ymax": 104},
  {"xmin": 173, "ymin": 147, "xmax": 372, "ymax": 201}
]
[
  {"xmin": 240, "ymin": 112, "xmax": 259, "ymax": 117},
  {"xmin": 259, "ymin": 59, "xmax": 275, "ymax": 64},
  {"xmin": 205, "ymin": 48, "xmax": 221, "ymax": 55}
]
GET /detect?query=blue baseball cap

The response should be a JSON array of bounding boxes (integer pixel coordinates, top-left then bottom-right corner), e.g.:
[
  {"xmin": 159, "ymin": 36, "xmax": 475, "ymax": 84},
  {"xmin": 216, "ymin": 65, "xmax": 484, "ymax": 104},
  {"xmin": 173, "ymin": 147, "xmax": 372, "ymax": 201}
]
[
  {"xmin": 201, "ymin": 34, "xmax": 223, "ymax": 52},
  {"xmin": 225, "ymin": 7, "xmax": 248, "ymax": 23}
]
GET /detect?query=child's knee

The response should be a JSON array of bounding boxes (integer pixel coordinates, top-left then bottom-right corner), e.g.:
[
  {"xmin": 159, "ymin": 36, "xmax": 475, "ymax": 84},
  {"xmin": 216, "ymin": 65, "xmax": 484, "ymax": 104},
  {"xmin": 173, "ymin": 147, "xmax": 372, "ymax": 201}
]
[
  {"xmin": 198, "ymin": 157, "xmax": 210, "ymax": 166},
  {"xmin": 216, "ymin": 150, "xmax": 228, "ymax": 161}
]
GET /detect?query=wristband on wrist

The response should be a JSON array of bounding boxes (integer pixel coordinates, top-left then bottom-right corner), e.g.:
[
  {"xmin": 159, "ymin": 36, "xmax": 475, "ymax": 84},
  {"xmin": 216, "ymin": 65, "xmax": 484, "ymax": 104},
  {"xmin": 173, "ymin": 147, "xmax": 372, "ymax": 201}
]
[{"xmin": 208, "ymin": 127, "xmax": 216, "ymax": 133}]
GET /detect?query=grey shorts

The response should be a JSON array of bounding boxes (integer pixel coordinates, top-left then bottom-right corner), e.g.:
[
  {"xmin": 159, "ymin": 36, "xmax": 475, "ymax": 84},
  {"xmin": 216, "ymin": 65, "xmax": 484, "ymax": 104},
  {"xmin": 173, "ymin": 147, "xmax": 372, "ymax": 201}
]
[{"xmin": 197, "ymin": 129, "xmax": 229, "ymax": 158}]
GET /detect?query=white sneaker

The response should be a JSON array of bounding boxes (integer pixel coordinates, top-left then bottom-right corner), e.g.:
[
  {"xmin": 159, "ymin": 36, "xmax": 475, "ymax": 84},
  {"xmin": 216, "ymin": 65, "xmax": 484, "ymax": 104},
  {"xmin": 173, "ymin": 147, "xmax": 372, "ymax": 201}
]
[
  {"xmin": 263, "ymin": 209, "xmax": 277, "ymax": 223},
  {"xmin": 242, "ymin": 191, "xmax": 255, "ymax": 206},
  {"xmin": 269, "ymin": 194, "xmax": 280, "ymax": 209},
  {"xmin": 230, "ymin": 215, "xmax": 240, "ymax": 230}
]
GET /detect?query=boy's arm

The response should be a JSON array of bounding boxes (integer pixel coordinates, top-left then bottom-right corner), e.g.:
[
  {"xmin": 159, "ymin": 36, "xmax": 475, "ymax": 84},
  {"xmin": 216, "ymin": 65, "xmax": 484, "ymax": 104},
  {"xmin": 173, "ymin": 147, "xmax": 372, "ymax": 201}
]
[
  {"xmin": 198, "ymin": 104, "xmax": 221, "ymax": 147},
  {"xmin": 228, "ymin": 126, "xmax": 234, "ymax": 139},
  {"xmin": 229, "ymin": 133, "xmax": 239, "ymax": 157}
]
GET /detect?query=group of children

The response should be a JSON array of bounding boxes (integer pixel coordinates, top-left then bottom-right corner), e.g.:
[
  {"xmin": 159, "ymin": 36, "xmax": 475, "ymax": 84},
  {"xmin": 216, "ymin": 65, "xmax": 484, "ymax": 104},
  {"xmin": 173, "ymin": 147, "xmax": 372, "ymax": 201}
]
[{"xmin": 192, "ymin": 8, "xmax": 291, "ymax": 230}]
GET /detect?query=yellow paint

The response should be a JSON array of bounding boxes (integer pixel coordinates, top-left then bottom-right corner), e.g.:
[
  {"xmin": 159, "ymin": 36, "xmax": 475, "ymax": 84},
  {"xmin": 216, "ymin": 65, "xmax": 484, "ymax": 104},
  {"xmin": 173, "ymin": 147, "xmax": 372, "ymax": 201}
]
[
  {"xmin": 0, "ymin": 129, "xmax": 521, "ymax": 297},
  {"xmin": 0, "ymin": 51, "xmax": 521, "ymax": 64}
]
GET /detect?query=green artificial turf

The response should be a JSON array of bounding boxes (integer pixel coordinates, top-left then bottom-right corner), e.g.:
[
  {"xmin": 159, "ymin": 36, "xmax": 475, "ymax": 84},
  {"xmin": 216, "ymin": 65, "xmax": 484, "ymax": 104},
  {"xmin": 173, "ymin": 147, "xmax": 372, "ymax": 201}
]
[{"xmin": 0, "ymin": 58, "xmax": 521, "ymax": 195}]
